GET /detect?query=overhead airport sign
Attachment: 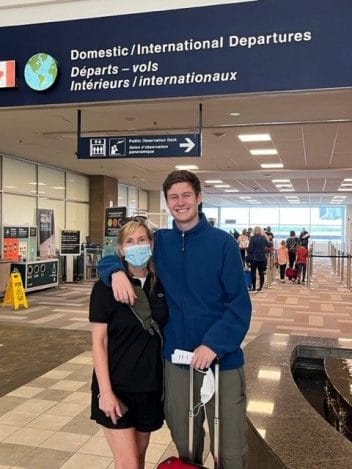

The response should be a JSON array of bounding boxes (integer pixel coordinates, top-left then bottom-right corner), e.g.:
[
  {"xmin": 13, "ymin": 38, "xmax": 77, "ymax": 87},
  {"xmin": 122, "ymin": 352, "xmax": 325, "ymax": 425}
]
[
  {"xmin": 0, "ymin": 0, "xmax": 352, "ymax": 107},
  {"xmin": 77, "ymin": 134, "xmax": 200, "ymax": 158}
]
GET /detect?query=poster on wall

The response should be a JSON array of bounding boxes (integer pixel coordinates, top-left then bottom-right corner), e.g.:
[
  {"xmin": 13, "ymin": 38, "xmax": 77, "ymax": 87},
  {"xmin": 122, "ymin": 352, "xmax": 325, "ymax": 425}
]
[
  {"xmin": 60, "ymin": 230, "xmax": 80, "ymax": 255},
  {"xmin": 105, "ymin": 207, "xmax": 127, "ymax": 237},
  {"xmin": 37, "ymin": 209, "xmax": 55, "ymax": 258}
]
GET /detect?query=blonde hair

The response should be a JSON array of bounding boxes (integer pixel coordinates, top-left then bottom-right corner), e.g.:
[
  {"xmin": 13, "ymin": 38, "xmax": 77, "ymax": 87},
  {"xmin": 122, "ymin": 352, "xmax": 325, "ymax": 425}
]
[
  {"xmin": 253, "ymin": 226, "xmax": 262, "ymax": 236},
  {"xmin": 117, "ymin": 220, "xmax": 156, "ymax": 290}
]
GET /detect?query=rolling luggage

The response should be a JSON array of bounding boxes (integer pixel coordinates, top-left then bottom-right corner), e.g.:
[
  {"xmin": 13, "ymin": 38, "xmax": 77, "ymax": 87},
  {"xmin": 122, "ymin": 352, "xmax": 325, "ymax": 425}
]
[
  {"xmin": 157, "ymin": 360, "xmax": 220, "ymax": 469},
  {"xmin": 285, "ymin": 267, "xmax": 298, "ymax": 280},
  {"xmin": 244, "ymin": 269, "xmax": 252, "ymax": 289}
]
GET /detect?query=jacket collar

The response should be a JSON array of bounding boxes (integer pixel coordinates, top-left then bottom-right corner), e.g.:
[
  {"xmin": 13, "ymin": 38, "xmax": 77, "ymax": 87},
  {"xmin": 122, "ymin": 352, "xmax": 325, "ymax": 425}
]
[{"xmin": 172, "ymin": 212, "xmax": 210, "ymax": 235}]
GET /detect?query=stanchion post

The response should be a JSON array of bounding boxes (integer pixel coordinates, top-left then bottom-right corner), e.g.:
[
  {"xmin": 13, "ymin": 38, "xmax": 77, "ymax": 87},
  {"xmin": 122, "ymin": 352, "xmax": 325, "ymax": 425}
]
[
  {"xmin": 341, "ymin": 252, "xmax": 345, "ymax": 284},
  {"xmin": 337, "ymin": 250, "xmax": 341, "ymax": 278},
  {"xmin": 346, "ymin": 255, "xmax": 351, "ymax": 291}
]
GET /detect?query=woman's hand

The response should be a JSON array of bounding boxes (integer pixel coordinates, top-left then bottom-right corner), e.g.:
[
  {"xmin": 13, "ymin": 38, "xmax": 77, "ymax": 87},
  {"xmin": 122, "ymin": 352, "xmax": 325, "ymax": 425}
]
[{"xmin": 98, "ymin": 390, "xmax": 128, "ymax": 425}]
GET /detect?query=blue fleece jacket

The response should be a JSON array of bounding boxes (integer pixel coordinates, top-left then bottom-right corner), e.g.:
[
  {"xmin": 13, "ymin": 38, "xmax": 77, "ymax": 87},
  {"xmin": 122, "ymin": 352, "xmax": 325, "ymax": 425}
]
[{"xmin": 98, "ymin": 214, "xmax": 252, "ymax": 370}]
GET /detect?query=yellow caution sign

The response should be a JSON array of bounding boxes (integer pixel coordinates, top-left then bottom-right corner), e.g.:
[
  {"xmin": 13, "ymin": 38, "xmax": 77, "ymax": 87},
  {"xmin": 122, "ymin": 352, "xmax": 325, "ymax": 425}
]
[{"xmin": 2, "ymin": 271, "xmax": 28, "ymax": 310}]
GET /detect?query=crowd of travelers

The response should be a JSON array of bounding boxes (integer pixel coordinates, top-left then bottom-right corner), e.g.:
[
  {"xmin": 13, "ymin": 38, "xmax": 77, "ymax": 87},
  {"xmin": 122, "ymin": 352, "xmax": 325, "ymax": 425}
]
[{"xmin": 232, "ymin": 226, "xmax": 310, "ymax": 290}]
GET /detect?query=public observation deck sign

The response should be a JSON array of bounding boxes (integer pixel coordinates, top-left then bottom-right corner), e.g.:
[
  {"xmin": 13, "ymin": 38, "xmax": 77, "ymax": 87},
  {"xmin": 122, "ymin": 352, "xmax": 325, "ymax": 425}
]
[{"xmin": 77, "ymin": 134, "xmax": 200, "ymax": 158}]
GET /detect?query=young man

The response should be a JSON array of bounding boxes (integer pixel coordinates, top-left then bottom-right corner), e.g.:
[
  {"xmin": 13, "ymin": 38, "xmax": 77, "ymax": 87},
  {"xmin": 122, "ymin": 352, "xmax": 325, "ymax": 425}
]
[{"xmin": 98, "ymin": 170, "xmax": 252, "ymax": 469}]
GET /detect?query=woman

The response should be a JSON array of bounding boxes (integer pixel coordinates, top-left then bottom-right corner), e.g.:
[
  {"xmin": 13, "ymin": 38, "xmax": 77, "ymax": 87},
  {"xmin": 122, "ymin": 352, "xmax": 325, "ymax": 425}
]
[
  {"xmin": 247, "ymin": 226, "xmax": 272, "ymax": 292},
  {"xmin": 286, "ymin": 230, "xmax": 299, "ymax": 268},
  {"xmin": 237, "ymin": 228, "xmax": 249, "ymax": 266},
  {"xmin": 276, "ymin": 239, "xmax": 289, "ymax": 283},
  {"xmin": 89, "ymin": 220, "xmax": 168, "ymax": 469}
]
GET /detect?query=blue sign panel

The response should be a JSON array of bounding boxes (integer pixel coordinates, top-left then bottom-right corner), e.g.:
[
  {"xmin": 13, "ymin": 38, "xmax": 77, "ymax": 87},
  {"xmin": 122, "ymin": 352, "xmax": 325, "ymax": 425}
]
[
  {"xmin": 77, "ymin": 134, "xmax": 200, "ymax": 158},
  {"xmin": 0, "ymin": 0, "xmax": 351, "ymax": 107}
]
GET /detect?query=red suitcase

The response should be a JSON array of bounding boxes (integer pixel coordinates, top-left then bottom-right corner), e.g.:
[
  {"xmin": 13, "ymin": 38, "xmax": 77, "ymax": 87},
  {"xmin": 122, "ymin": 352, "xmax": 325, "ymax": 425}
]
[
  {"xmin": 285, "ymin": 267, "xmax": 298, "ymax": 280},
  {"xmin": 157, "ymin": 360, "xmax": 220, "ymax": 469}
]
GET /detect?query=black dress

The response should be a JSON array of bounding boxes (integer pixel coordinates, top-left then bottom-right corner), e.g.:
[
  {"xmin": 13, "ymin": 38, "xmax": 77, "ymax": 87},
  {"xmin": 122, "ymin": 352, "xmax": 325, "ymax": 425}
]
[{"xmin": 90, "ymin": 274, "xmax": 168, "ymax": 430}]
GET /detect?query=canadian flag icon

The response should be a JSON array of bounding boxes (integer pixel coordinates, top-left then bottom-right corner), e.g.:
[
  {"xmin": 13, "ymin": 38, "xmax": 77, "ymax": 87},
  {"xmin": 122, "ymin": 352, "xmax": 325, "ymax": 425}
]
[{"xmin": 0, "ymin": 60, "xmax": 16, "ymax": 88}]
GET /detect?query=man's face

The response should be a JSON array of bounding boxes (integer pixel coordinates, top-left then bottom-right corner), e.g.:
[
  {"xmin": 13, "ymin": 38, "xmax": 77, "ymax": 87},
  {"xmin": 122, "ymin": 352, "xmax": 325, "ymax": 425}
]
[{"xmin": 166, "ymin": 182, "xmax": 201, "ymax": 228}]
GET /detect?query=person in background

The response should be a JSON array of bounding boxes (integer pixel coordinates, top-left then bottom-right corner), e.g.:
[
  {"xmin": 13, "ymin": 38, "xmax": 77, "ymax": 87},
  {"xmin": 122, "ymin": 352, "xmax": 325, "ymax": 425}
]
[
  {"xmin": 237, "ymin": 228, "xmax": 249, "ymax": 266},
  {"xmin": 246, "ymin": 226, "xmax": 272, "ymax": 292},
  {"xmin": 295, "ymin": 240, "xmax": 309, "ymax": 284},
  {"xmin": 265, "ymin": 226, "xmax": 274, "ymax": 243},
  {"xmin": 98, "ymin": 170, "xmax": 252, "ymax": 469},
  {"xmin": 299, "ymin": 228, "xmax": 310, "ymax": 248},
  {"xmin": 276, "ymin": 240, "xmax": 289, "ymax": 283},
  {"xmin": 286, "ymin": 230, "xmax": 299, "ymax": 268},
  {"xmin": 90, "ymin": 220, "xmax": 168, "ymax": 469}
]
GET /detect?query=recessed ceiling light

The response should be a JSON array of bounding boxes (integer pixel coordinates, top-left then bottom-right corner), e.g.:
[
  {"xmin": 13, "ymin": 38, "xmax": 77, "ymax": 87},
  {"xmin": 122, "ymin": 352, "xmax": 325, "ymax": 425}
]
[
  {"xmin": 205, "ymin": 180, "xmax": 223, "ymax": 184},
  {"xmin": 279, "ymin": 188, "xmax": 295, "ymax": 192},
  {"xmin": 333, "ymin": 196, "xmax": 346, "ymax": 199},
  {"xmin": 224, "ymin": 189, "xmax": 239, "ymax": 192},
  {"xmin": 272, "ymin": 179, "xmax": 290, "ymax": 183},
  {"xmin": 239, "ymin": 196, "xmax": 252, "ymax": 199},
  {"xmin": 343, "ymin": 179, "xmax": 352, "ymax": 182},
  {"xmin": 238, "ymin": 134, "xmax": 271, "ymax": 142},
  {"xmin": 175, "ymin": 165, "xmax": 199, "ymax": 170},
  {"xmin": 275, "ymin": 184, "xmax": 292, "ymax": 188},
  {"xmin": 250, "ymin": 149, "xmax": 278, "ymax": 156},
  {"xmin": 230, "ymin": 112, "xmax": 240, "ymax": 116},
  {"xmin": 340, "ymin": 183, "xmax": 352, "ymax": 187},
  {"xmin": 214, "ymin": 184, "xmax": 230, "ymax": 188},
  {"xmin": 285, "ymin": 195, "xmax": 299, "ymax": 199},
  {"xmin": 260, "ymin": 163, "xmax": 284, "ymax": 169}
]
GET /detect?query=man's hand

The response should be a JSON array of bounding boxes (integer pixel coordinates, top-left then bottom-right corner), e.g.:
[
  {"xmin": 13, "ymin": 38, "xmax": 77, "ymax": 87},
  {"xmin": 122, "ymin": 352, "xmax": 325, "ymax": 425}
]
[
  {"xmin": 111, "ymin": 271, "xmax": 137, "ymax": 304},
  {"xmin": 191, "ymin": 345, "xmax": 217, "ymax": 370}
]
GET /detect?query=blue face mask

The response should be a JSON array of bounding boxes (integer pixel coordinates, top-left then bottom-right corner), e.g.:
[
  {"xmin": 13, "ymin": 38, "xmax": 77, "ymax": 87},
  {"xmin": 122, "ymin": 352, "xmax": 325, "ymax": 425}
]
[{"xmin": 123, "ymin": 244, "xmax": 152, "ymax": 268}]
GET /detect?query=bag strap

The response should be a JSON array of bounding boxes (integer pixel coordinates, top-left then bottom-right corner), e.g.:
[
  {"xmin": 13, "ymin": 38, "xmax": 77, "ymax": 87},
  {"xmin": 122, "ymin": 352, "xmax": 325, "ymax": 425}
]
[{"xmin": 128, "ymin": 285, "xmax": 162, "ymax": 339}]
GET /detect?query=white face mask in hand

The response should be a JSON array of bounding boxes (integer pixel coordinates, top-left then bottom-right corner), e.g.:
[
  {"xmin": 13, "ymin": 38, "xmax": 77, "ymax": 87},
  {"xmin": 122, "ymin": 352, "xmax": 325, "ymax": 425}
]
[{"xmin": 192, "ymin": 368, "xmax": 215, "ymax": 416}]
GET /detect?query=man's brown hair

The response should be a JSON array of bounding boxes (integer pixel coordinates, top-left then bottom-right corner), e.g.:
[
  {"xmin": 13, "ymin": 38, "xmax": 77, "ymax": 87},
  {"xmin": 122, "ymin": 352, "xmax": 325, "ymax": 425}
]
[{"xmin": 162, "ymin": 170, "xmax": 201, "ymax": 198}]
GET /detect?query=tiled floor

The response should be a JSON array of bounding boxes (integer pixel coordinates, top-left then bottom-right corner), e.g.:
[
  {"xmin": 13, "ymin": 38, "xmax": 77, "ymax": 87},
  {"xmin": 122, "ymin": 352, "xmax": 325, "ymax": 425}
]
[{"xmin": 0, "ymin": 258, "xmax": 351, "ymax": 468}]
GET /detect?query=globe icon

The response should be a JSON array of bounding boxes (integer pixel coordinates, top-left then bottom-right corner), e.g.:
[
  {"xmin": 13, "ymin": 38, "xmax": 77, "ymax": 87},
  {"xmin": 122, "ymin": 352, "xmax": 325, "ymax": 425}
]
[{"xmin": 24, "ymin": 53, "xmax": 58, "ymax": 91}]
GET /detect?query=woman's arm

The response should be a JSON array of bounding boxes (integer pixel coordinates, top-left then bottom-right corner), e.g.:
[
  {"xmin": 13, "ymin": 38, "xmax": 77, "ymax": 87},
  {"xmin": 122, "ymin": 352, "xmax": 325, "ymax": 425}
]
[{"xmin": 92, "ymin": 323, "xmax": 127, "ymax": 424}]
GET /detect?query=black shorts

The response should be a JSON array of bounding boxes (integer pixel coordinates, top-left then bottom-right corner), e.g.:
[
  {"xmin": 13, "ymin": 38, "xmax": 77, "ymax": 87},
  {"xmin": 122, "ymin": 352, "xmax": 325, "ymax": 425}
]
[{"xmin": 91, "ymin": 389, "xmax": 164, "ymax": 432}]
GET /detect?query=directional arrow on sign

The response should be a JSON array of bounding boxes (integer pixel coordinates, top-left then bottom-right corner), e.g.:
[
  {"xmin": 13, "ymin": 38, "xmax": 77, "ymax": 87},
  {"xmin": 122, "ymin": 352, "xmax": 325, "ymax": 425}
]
[{"xmin": 179, "ymin": 137, "xmax": 196, "ymax": 153}]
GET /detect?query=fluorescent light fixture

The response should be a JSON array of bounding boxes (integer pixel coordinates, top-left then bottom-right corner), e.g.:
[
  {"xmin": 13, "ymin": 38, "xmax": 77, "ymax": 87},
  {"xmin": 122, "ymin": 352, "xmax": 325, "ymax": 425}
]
[
  {"xmin": 285, "ymin": 195, "xmax": 298, "ymax": 199},
  {"xmin": 224, "ymin": 189, "xmax": 239, "ymax": 192},
  {"xmin": 52, "ymin": 186, "xmax": 65, "ymax": 190},
  {"xmin": 260, "ymin": 163, "xmax": 284, "ymax": 169},
  {"xmin": 250, "ymin": 149, "xmax": 278, "ymax": 156},
  {"xmin": 239, "ymin": 196, "xmax": 252, "ymax": 199},
  {"xmin": 272, "ymin": 179, "xmax": 290, "ymax": 183},
  {"xmin": 279, "ymin": 188, "xmax": 295, "ymax": 192},
  {"xmin": 338, "ymin": 187, "xmax": 352, "ymax": 191},
  {"xmin": 333, "ymin": 196, "xmax": 346, "ymax": 199},
  {"xmin": 205, "ymin": 180, "xmax": 223, "ymax": 184},
  {"xmin": 175, "ymin": 165, "xmax": 199, "ymax": 170},
  {"xmin": 238, "ymin": 133, "xmax": 271, "ymax": 142},
  {"xmin": 214, "ymin": 184, "xmax": 230, "ymax": 188},
  {"xmin": 275, "ymin": 184, "xmax": 292, "ymax": 188},
  {"xmin": 230, "ymin": 112, "xmax": 240, "ymax": 116},
  {"xmin": 343, "ymin": 179, "xmax": 352, "ymax": 182}
]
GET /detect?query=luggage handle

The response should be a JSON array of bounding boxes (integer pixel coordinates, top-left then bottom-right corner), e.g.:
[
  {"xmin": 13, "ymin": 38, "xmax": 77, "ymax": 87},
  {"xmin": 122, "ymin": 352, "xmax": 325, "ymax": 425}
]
[{"xmin": 188, "ymin": 357, "xmax": 220, "ymax": 469}]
